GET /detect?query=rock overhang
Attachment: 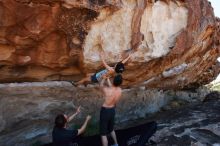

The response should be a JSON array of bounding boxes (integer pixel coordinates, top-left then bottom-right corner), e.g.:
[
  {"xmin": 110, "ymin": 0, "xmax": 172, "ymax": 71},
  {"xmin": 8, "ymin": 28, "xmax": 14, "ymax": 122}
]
[{"xmin": 0, "ymin": 0, "xmax": 219, "ymax": 89}]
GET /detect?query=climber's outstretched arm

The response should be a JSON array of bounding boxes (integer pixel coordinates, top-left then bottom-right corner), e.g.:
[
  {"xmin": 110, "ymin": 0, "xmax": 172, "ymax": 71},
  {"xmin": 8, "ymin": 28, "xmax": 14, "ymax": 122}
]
[
  {"xmin": 121, "ymin": 53, "xmax": 132, "ymax": 64},
  {"xmin": 100, "ymin": 51, "xmax": 114, "ymax": 72}
]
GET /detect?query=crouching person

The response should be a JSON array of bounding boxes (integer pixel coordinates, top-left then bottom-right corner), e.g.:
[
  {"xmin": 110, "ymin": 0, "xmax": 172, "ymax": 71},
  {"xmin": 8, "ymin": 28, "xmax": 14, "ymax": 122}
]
[{"xmin": 52, "ymin": 106, "xmax": 91, "ymax": 146}]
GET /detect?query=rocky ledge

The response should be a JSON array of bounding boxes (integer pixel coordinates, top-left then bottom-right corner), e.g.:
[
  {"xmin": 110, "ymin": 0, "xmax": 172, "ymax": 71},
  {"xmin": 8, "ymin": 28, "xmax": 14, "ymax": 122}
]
[{"xmin": 124, "ymin": 92, "xmax": 220, "ymax": 146}]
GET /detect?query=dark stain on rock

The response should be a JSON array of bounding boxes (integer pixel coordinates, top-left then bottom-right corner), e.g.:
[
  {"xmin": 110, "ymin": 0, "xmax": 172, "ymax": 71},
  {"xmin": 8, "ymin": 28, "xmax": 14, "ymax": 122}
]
[
  {"xmin": 57, "ymin": 7, "xmax": 98, "ymax": 47},
  {"xmin": 89, "ymin": 0, "xmax": 106, "ymax": 5},
  {"xmin": 98, "ymin": 0, "xmax": 106, "ymax": 5},
  {"xmin": 9, "ymin": 66, "xmax": 28, "ymax": 76}
]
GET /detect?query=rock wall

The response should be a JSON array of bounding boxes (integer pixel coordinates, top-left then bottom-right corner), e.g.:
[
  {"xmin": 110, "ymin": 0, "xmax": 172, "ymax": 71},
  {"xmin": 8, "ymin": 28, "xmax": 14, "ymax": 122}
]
[
  {"xmin": 0, "ymin": 0, "xmax": 219, "ymax": 89},
  {"xmin": 0, "ymin": 0, "xmax": 219, "ymax": 145},
  {"xmin": 0, "ymin": 81, "xmax": 210, "ymax": 146}
]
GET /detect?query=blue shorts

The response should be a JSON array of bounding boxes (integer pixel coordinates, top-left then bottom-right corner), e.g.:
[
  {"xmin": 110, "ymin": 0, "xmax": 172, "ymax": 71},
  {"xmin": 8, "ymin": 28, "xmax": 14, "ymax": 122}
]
[{"xmin": 91, "ymin": 73, "xmax": 98, "ymax": 83}]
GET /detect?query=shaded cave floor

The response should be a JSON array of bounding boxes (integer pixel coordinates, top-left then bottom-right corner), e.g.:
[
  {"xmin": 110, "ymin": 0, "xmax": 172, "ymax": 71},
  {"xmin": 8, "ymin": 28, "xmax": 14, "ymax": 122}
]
[{"xmin": 120, "ymin": 94, "xmax": 220, "ymax": 146}]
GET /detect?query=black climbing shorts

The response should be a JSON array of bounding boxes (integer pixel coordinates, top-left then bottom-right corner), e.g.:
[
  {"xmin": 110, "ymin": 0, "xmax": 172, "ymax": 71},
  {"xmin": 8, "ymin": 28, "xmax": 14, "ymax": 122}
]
[
  {"xmin": 91, "ymin": 73, "xmax": 98, "ymax": 83},
  {"xmin": 100, "ymin": 106, "xmax": 115, "ymax": 136}
]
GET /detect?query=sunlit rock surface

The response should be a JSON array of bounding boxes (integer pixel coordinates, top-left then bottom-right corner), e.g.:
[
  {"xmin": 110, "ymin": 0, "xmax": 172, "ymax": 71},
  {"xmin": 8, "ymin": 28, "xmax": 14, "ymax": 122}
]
[{"xmin": 0, "ymin": 0, "xmax": 219, "ymax": 89}]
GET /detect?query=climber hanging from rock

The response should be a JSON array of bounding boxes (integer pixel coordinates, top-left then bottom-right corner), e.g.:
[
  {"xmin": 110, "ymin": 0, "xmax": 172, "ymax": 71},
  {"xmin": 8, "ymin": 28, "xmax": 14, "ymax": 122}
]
[{"xmin": 71, "ymin": 50, "xmax": 132, "ymax": 87}]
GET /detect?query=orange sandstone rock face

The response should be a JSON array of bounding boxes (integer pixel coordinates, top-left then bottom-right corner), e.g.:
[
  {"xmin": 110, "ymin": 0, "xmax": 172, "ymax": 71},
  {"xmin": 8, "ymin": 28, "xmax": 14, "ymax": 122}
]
[{"xmin": 0, "ymin": 0, "xmax": 219, "ymax": 89}]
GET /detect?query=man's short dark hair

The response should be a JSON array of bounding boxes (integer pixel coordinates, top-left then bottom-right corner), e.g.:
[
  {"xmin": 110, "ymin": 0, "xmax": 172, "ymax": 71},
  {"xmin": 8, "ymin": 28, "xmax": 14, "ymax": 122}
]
[
  {"xmin": 113, "ymin": 74, "xmax": 123, "ymax": 86},
  {"xmin": 55, "ymin": 114, "xmax": 67, "ymax": 128},
  {"xmin": 115, "ymin": 62, "xmax": 125, "ymax": 73}
]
